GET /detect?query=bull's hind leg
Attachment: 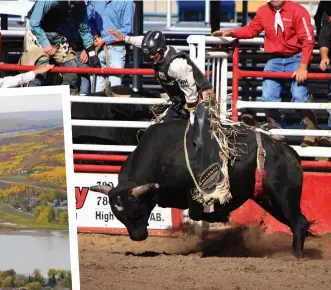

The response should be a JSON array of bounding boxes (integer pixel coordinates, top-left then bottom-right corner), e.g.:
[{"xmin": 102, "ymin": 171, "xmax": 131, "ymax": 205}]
[
  {"xmin": 292, "ymin": 214, "xmax": 309, "ymax": 258},
  {"xmin": 260, "ymin": 187, "xmax": 309, "ymax": 259}
]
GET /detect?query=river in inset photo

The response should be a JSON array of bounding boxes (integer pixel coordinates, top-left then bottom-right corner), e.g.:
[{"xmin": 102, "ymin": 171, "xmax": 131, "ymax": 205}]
[{"xmin": 0, "ymin": 229, "xmax": 70, "ymax": 276}]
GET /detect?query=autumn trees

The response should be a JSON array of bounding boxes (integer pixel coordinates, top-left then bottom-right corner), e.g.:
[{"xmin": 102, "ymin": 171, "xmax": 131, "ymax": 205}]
[{"xmin": 0, "ymin": 268, "xmax": 71, "ymax": 289}]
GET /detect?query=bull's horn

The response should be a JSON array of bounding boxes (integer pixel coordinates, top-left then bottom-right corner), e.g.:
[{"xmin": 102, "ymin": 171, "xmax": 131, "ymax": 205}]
[
  {"xmin": 90, "ymin": 185, "xmax": 113, "ymax": 195},
  {"xmin": 131, "ymin": 183, "xmax": 159, "ymax": 199}
]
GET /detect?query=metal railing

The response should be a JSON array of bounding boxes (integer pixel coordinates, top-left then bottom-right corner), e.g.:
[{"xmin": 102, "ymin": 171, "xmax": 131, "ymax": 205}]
[
  {"xmin": 186, "ymin": 34, "xmax": 331, "ymax": 159},
  {"xmin": 188, "ymin": 35, "xmax": 228, "ymax": 118}
]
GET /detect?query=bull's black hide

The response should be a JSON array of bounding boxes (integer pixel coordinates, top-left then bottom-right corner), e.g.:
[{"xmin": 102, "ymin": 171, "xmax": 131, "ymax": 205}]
[{"xmin": 97, "ymin": 119, "xmax": 312, "ymax": 259}]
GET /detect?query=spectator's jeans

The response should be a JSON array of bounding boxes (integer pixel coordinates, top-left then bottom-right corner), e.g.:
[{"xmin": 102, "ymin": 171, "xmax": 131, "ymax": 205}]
[
  {"xmin": 262, "ymin": 53, "xmax": 310, "ymax": 128},
  {"xmin": 76, "ymin": 50, "xmax": 90, "ymax": 95},
  {"xmin": 93, "ymin": 45, "xmax": 126, "ymax": 92},
  {"xmin": 29, "ymin": 32, "xmax": 79, "ymax": 94}
]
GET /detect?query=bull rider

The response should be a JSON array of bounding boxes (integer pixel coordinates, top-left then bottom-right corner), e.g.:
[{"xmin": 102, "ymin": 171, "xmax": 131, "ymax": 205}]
[{"xmin": 107, "ymin": 29, "xmax": 234, "ymax": 205}]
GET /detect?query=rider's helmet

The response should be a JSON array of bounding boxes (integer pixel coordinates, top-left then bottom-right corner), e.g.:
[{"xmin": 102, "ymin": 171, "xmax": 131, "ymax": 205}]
[{"xmin": 141, "ymin": 31, "xmax": 167, "ymax": 64}]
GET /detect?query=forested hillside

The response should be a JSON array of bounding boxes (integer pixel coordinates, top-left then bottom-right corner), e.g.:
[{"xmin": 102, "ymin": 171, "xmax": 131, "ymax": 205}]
[
  {"xmin": 0, "ymin": 127, "xmax": 68, "ymax": 229},
  {"xmin": 0, "ymin": 126, "xmax": 66, "ymax": 188}
]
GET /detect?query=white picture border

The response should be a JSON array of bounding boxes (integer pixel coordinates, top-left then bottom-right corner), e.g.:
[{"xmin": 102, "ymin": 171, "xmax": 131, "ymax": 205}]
[
  {"xmin": 61, "ymin": 85, "xmax": 81, "ymax": 290},
  {"xmin": 0, "ymin": 85, "xmax": 80, "ymax": 290}
]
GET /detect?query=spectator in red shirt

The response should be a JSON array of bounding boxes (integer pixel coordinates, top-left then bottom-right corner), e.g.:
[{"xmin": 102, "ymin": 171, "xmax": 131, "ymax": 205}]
[{"xmin": 212, "ymin": 0, "xmax": 319, "ymax": 147}]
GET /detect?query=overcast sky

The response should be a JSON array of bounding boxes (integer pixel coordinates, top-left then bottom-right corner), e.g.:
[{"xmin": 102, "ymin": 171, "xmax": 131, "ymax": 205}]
[{"xmin": 0, "ymin": 93, "xmax": 64, "ymax": 113}]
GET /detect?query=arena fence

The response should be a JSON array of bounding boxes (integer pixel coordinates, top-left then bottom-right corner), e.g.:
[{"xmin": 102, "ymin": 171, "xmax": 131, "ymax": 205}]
[{"xmin": 1, "ymin": 35, "xmax": 331, "ymax": 236}]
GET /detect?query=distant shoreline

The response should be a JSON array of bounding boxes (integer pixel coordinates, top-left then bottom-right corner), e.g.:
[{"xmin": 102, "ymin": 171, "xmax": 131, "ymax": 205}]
[
  {"xmin": 0, "ymin": 227, "xmax": 69, "ymax": 236},
  {"xmin": 0, "ymin": 125, "xmax": 63, "ymax": 136},
  {"xmin": 0, "ymin": 223, "xmax": 69, "ymax": 231}
]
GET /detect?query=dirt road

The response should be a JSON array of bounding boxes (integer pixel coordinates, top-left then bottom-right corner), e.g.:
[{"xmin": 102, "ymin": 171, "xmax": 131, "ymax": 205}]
[
  {"xmin": 78, "ymin": 227, "xmax": 331, "ymax": 290},
  {"xmin": 0, "ymin": 177, "xmax": 65, "ymax": 192}
]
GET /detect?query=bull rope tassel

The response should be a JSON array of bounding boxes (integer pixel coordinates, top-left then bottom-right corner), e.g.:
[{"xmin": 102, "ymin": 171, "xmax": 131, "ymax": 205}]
[{"xmin": 150, "ymin": 105, "xmax": 169, "ymax": 124}]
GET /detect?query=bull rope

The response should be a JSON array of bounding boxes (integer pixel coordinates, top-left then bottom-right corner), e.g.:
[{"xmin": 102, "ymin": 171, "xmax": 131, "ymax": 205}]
[{"xmin": 183, "ymin": 120, "xmax": 208, "ymax": 198}]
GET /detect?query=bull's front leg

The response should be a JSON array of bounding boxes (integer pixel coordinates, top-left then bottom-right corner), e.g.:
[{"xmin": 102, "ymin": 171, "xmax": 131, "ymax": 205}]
[{"xmin": 187, "ymin": 192, "xmax": 230, "ymax": 223}]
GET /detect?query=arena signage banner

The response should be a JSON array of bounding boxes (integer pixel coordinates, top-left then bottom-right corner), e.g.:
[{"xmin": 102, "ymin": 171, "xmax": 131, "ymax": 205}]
[{"xmin": 75, "ymin": 173, "xmax": 174, "ymax": 230}]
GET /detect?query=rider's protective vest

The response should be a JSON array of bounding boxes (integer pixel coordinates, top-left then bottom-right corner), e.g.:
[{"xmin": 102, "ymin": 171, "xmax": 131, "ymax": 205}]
[{"xmin": 153, "ymin": 46, "xmax": 213, "ymax": 105}]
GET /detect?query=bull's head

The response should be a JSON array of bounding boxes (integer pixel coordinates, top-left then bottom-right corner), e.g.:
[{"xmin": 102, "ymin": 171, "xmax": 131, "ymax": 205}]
[{"xmin": 90, "ymin": 183, "xmax": 159, "ymax": 241}]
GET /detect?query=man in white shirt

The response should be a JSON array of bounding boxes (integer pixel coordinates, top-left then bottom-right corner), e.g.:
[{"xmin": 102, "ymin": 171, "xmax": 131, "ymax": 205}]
[{"xmin": 0, "ymin": 64, "xmax": 53, "ymax": 88}]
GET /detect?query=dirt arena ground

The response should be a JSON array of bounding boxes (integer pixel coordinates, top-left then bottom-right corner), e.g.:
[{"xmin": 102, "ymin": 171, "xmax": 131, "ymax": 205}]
[{"xmin": 78, "ymin": 227, "xmax": 331, "ymax": 290}]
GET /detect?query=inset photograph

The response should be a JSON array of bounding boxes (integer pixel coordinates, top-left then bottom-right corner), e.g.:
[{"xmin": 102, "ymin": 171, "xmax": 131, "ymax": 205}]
[{"xmin": 0, "ymin": 86, "xmax": 75, "ymax": 290}]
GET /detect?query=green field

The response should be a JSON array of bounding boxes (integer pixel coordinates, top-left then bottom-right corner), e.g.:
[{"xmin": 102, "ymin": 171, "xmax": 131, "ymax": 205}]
[
  {"xmin": 0, "ymin": 203, "xmax": 68, "ymax": 230},
  {"xmin": 0, "ymin": 203, "xmax": 34, "ymax": 220}
]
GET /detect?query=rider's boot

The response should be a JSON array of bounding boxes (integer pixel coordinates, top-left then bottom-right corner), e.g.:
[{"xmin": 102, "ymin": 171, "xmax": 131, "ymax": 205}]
[
  {"xmin": 192, "ymin": 101, "xmax": 208, "ymax": 149},
  {"xmin": 192, "ymin": 101, "xmax": 231, "ymax": 204}
]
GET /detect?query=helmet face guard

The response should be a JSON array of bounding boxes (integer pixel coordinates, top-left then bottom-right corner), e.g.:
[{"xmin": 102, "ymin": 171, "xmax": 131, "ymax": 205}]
[{"xmin": 142, "ymin": 31, "xmax": 167, "ymax": 64}]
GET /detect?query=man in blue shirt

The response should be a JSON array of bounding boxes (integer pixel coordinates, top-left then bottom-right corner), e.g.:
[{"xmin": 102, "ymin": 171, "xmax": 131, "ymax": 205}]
[
  {"xmin": 59, "ymin": 14, "xmax": 91, "ymax": 95},
  {"xmin": 26, "ymin": 0, "xmax": 100, "ymax": 94},
  {"xmin": 87, "ymin": 0, "xmax": 135, "ymax": 92}
]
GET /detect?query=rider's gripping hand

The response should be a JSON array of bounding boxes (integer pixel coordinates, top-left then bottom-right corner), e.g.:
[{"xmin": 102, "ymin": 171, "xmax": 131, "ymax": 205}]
[{"xmin": 185, "ymin": 102, "xmax": 197, "ymax": 125}]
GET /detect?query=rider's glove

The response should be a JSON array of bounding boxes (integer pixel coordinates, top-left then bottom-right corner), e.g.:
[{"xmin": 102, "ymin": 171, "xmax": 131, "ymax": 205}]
[
  {"xmin": 86, "ymin": 45, "xmax": 101, "ymax": 68},
  {"xmin": 185, "ymin": 102, "xmax": 197, "ymax": 125},
  {"xmin": 190, "ymin": 110, "xmax": 195, "ymax": 125},
  {"xmin": 185, "ymin": 102, "xmax": 197, "ymax": 112}
]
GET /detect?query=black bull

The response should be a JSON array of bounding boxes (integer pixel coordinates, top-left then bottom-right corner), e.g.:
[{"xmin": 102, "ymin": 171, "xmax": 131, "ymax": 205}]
[{"xmin": 90, "ymin": 119, "xmax": 312, "ymax": 259}]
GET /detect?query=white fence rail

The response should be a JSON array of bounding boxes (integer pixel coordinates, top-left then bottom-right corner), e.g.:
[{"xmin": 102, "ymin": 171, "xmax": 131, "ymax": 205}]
[
  {"xmin": 237, "ymin": 101, "xmax": 331, "ymax": 110},
  {"xmin": 268, "ymin": 129, "xmax": 331, "ymax": 138},
  {"xmin": 71, "ymin": 96, "xmax": 171, "ymax": 105},
  {"xmin": 70, "ymin": 95, "xmax": 331, "ymax": 158},
  {"xmin": 72, "ymin": 144, "xmax": 136, "ymax": 152},
  {"xmin": 71, "ymin": 120, "xmax": 152, "ymax": 128}
]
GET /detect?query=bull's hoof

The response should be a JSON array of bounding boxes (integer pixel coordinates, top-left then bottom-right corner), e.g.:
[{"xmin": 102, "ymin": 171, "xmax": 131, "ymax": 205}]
[
  {"xmin": 90, "ymin": 185, "xmax": 112, "ymax": 195},
  {"xmin": 292, "ymin": 248, "xmax": 304, "ymax": 260}
]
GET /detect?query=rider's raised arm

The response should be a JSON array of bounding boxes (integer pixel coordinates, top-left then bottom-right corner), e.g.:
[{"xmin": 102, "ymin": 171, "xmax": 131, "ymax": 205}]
[
  {"xmin": 168, "ymin": 58, "xmax": 199, "ymax": 105},
  {"xmin": 123, "ymin": 36, "xmax": 144, "ymax": 48}
]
